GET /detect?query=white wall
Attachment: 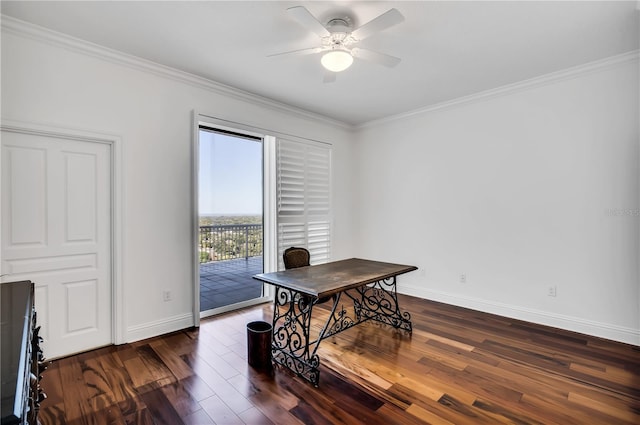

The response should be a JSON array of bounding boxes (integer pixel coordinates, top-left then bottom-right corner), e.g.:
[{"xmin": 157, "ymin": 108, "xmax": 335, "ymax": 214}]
[
  {"xmin": 3, "ymin": 18, "xmax": 638, "ymax": 347},
  {"xmin": 354, "ymin": 56, "xmax": 640, "ymax": 344},
  {"xmin": 1, "ymin": 21, "xmax": 355, "ymax": 342}
]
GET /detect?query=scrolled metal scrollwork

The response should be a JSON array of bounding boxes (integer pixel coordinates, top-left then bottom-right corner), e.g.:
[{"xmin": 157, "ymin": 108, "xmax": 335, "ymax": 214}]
[
  {"xmin": 316, "ymin": 293, "xmax": 359, "ymax": 340},
  {"xmin": 327, "ymin": 306, "xmax": 357, "ymax": 335},
  {"xmin": 270, "ymin": 275, "xmax": 412, "ymax": 386},
  {"xmin": 272, "ymin": 287, "xmax": 322, "ymax": 385},
  {"xmin": 348, "ymin": 277, "xmax": 412, "ymax": 332}
]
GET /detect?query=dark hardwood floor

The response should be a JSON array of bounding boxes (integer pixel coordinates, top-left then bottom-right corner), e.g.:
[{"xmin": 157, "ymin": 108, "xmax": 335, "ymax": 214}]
[{"xmin": 40, "ymin": 295, "xmax": 639, "ymax": 424}]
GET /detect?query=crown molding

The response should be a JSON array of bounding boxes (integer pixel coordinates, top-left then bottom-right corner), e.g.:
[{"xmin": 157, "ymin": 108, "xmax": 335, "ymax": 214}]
[
  {"xmin": 0, "ymin": 15, "xmax": 352, "ymax": 130},
  {"xmin": 2, "ymin": 15, "xmax": 636, "ymax": 133},
  {"xmin": 357, "ymin": 49, "xmax": 640, "ymax": 130}
]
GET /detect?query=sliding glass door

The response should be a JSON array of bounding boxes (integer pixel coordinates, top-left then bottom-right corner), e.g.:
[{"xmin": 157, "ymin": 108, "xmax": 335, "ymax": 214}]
[
  {"xmin": 198, "ymin": 127, "xmax": 265, "ymax": 316},
  {"xmin": 193, "ymin": 118, "xmax": 332, "ymax": 322}
]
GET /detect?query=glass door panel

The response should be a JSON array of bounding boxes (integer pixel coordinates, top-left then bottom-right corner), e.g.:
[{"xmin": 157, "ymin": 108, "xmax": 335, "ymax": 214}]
[{"xmin": 198, "ymin": 128, "xmax": 264, "ymax": 315}]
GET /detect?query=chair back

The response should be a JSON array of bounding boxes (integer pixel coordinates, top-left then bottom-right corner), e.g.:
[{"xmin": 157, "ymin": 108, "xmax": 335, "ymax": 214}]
[{"xmin": 283, "ymin": 247, "xmax": 310, "ymax": 270}]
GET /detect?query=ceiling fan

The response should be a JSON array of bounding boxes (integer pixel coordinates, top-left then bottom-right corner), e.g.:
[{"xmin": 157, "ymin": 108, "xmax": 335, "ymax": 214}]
[{"xmin": 269, "ymin": 6, "xmax": 404, "ymax": 82}]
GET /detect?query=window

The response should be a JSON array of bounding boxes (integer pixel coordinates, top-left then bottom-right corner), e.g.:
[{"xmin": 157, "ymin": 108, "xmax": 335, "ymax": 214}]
[{"xmin": 276, "ymin": 138, "xmax": 331, "ymax": 269}]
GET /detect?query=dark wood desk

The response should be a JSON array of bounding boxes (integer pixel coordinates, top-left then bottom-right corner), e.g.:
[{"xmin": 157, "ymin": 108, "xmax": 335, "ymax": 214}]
[{"xmin": 253, "ymin": 258, "xmax": 417, "ymax": 386}]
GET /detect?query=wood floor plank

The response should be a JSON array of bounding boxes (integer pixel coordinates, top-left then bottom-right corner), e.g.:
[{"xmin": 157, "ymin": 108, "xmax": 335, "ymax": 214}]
[
  {"xmin": 38, "ymin": 402, "xmax": 67, "ymax": 425},
  {"xmin": 404, "ymin": 402, "xmax": 455, "ymax": 425},
  {"xmin": 567, "ymin": 385, "xmax": 640, "ymax": 416},
  {"xmin": 159, "ymin": 379, "xmax": 202, "ymax": 417},
  {"xmin": 320, "ymin": 365, "xmax": 385, "ymax": 412},
  {"xmin": 409, "ymin": 395, "xmax": 495, "ymax": 425},
  {"xmin": 211, "ymin": 377, "xmax": 255, "ymax": 415},
  {"xmin": 138, "ymin": 383, "xmax": 185, "ymax": 425},
  {"xmin": 289, "ymin": 399, "xmax": 335, "ymax": 425},
  {"xmin": 520, "ymin": 392, "xmax": 635, "ymax": 425},
  {"xmin": 179, "ymin": 374, "xmax": 215, "ymax": 402},
  {"xmin": 567, "ymin": 391, "xmax": 639, "ymax": 423},
  {"xmin": 121, "ymin": 356, "xmax": 155, "ymax": 388},
  {"xmin": 149, "ymin": 339, "xmax": 194, "ymax": 380},
  {"xmin": 391, "ymin": 377, "xmax": 445, "ymax": 404},
  {"xmin": 427, "ymin": 362, "xmax": 525, "ymax": 404},
  {"xmin": 180, "ymin": 351, "xmax": 231, "ymax": 391},
  {"xmin": 87, "ymin": 403, "xmax": 127, "ymax": 425},
  {"xmin": 472, "ymin": 397, "xmax": 545, "ymax": 425},
  {"xmin": 121, "ymin": 403, "xmax": 155, "ymax": 425},
  {"xmin": 117, "ymin": 395, "xmax": 149, "ymax": 422},
  {"xmin": 220, "ymin": 349, "xmax": 251, "ymax": 377},
  {"xmin": 182, "ymin": 408, "xmax": 215, "ymax": 425},
  {"xmin": 57, "ymin": 355, "xmax": 96, "ymax": 424},
  {"xmin": 96, "ymin": 364, "xmax": 139, "ymax": 405},
  {"xmin": 321, "ymin": 348, "xmax": 396, "ymax": 389},
  {"xmin": 78, "ymin": 355, "xmax": 119, "ymax": 413},
  {"xmin": 135, "ymin": 344, "xmax": 175, "ymax": 383},
  {"xmin": 39, "ymin": 295, "xmax": 639, "ymax": 425},
  {"xmin": 570, "ymin": 361, "xmax": 638, "ymax": 387},
  {"xmin": 237, "ymin": 406, "xmax": 274, "ymax": 425},
  {"xmin": 282, "ymin": 373, "xmax": 363, "ymax": 424},
  {"xmin": 199, "ymin": 394, "xmax": 244, "ymax": 424},
  {"xmin": 40, "ymin": 359, "xmax": 64, "ymax": 406}
]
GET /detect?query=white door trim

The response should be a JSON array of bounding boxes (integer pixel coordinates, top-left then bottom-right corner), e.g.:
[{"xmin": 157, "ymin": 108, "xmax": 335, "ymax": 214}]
[{"xmin": 0, "ymin": 119, "xmax": 125, "ymax": 345}]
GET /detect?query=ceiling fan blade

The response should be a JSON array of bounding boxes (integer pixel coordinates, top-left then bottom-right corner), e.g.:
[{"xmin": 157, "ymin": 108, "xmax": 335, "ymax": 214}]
[
  {"xmin": 323, "ymin": 71, "xmax": 337, "ymax": 84},
  {"xmin": 351, "ymin": 8, "xmax": 404, "ymax": 40},
  {"xmin": 287, "ymin": 6, "xmax": 331, "ymax": 38},
  {"xmin": 352, "ymin": 48, "xmax": 401, "ymax": 68},
  {"xmin": 267, "ymin": 47, "xmax": 324, "ymax": 58}
]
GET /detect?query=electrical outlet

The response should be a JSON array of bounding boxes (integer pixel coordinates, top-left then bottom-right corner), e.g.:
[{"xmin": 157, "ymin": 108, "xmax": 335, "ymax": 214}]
[
  {"xmin": 460, "ymin": 273, "xmax": 467, "ymax": 283},
  {"xmin": 547, "ymin": 286, "xmax": 557, "ymax": 297},
  {"xmin": 162, "ymin": 290, "xmax": 172, "ymax": 302}
]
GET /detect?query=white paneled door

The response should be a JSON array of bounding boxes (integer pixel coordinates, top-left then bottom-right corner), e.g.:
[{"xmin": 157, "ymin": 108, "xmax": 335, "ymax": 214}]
[{"xmin": 1, "ymin": 130, "xmax": 112, "ymax": 358}]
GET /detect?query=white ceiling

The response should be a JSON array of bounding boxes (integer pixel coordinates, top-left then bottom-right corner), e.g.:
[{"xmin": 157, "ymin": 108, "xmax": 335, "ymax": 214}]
[{"xmin": 1, "ymin": 1, "xmax": 638, "ymax": 126}]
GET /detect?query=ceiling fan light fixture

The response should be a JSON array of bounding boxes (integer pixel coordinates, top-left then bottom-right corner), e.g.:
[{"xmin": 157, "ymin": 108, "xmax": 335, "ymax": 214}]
[{"xmin": 321, "ymin": 50, "xmax": 353, "ymax": 72}]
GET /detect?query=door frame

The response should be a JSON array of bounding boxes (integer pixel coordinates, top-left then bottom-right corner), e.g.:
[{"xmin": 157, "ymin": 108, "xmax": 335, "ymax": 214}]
[
  {"xmin": 0, "ymin": 119, "xmax": 125, "ymax": 345},
  {"xmin": 192, "ymin": 112, "xmax": 277, "ymax": 326}
]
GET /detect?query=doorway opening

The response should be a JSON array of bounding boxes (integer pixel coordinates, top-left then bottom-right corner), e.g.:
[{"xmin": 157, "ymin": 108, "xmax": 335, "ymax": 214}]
[{"xmin": 198, "ymin": 127, "xmax": 264, "ymax": 315}]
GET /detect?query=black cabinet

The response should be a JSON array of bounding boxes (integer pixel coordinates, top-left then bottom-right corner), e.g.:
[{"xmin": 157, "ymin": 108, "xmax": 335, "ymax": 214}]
[{"xmin": 1, "ymin": 281, "xmax": 46, "ymax": 425}]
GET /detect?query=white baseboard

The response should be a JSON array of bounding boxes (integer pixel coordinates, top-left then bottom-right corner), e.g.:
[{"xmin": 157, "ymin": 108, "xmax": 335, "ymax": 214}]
[
  {"xmin": 126, "ymin": 313, "xmax": 194, "ymax": 343},
  {"xmin": 399, "ymin": 285, "xmax": 640, "ymax": 346}
]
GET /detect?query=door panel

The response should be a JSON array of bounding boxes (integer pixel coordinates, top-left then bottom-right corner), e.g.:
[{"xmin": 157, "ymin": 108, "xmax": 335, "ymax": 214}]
[
  {"xmin": 1, "ymin": 131, "xmax": 112, "ymax": 358},
  {"xmin": 198, "ymin": 128, "xmax": 265, "ymax": 314},
  {"xmin": 65, "ymin": 152, "xmax": 98, "ymax": 242},
  {"xmin": 7, "ymin": 146, "xmax": 47, "ymax": 246}
]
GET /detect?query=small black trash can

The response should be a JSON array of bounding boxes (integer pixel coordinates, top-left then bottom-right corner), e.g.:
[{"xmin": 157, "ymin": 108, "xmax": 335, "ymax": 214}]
[{"xmin": 247, "ymin": 321, "xmax": 273, "ymax": 370}]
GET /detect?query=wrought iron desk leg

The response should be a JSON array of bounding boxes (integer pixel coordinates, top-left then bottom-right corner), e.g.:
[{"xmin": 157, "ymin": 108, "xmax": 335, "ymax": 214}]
[
  {"xmin": 271, "ymin": 287, "xmax": 321, "ymax": 386},
  {"xmin": 352, "ymin": 276, "xmax": 412, "ymax": 332},
  {"xmin": 270, "ymin": 278, "xmax": 411, "ymax": 386}
]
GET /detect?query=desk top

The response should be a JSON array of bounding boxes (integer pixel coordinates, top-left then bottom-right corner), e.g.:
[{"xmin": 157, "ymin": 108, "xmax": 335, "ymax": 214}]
[{"xmin": 253, "ymin": 258, "xmax": 417, "ymax": 299}]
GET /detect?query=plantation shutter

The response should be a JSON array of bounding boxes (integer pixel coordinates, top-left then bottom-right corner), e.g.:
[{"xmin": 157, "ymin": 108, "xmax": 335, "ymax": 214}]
[{"xmin": 277, "ymin": 138, "xmax": 331, "ymax": 270}]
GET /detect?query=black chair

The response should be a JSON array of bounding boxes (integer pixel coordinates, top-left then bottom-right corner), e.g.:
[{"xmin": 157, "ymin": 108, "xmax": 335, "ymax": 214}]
[
  {"xmin": 282, "ymin": 247, "xmax": 332, "ymax": 304},
  {"xmin": 283, "ymin": 246, "xmax": 310, "ymax": 270}
]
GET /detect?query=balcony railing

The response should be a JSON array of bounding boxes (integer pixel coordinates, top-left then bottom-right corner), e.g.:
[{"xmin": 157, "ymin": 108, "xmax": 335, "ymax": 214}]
[{"xmin": 199, "ymin": 224, "xmax": 263, "ymax": 263}]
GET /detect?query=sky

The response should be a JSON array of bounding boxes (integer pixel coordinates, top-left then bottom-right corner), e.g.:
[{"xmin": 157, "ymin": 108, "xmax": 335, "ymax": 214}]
[{"xmin": 199, "ymin": 130, "xmax": 262, "ymax": 216}]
